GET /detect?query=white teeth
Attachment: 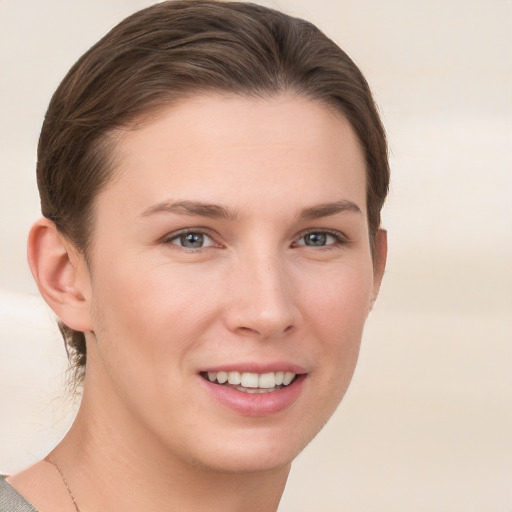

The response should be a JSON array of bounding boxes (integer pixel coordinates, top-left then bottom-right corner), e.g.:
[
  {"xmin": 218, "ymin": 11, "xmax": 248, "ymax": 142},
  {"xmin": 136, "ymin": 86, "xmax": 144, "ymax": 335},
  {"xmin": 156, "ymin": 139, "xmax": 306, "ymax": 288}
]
[
  {"xmin": 206, "ymin": 370, "xmax": 297, "ymax": 388},
  {"xmin": 283, "ymin": 372, "xmax": 295, "ymax": 386},
  {"xmin": 241, "ymin": 372, "xmax": 259, "ymax": 388},
  {"xmin": 258, "ymin": 372, "xmax": 276, "ymax": 388},
  {"xmin": 227, "ymin": 371, "xmax": 241, "ymax": 385},
  {"xmin": 217, "ymin": 371, "xmax": 228, "ymax": 384}
]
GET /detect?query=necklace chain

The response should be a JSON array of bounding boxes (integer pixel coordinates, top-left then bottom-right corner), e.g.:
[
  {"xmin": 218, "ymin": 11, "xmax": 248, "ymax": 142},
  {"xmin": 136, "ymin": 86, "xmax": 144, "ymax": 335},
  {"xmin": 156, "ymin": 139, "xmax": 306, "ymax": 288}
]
[{"xmin": 45, "ymin": 458, "xmax": 81, "ymax": 512}]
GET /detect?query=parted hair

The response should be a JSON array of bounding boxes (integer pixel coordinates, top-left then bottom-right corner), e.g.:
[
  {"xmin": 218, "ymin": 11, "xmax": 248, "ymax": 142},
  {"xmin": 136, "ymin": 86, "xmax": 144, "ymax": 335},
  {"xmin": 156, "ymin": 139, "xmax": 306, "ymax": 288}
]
[{"xmin": 37, "ymin": 0, "xmax": 390, "ymax": 388}]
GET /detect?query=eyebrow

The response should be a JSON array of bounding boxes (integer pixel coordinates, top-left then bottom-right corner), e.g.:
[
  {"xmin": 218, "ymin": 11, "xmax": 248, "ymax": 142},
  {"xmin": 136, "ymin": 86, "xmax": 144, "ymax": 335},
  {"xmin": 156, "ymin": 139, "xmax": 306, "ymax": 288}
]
[
  {"xmin": 140, "ymin": 199, "xmax": 362, "ymax": 221},
  {"xmin": 140, "ymin": 200, "xmax": 238, "ymax": 220},
  {"xmin": 298, "ymin": 200, "xmax": 362, "ymax": 221}
]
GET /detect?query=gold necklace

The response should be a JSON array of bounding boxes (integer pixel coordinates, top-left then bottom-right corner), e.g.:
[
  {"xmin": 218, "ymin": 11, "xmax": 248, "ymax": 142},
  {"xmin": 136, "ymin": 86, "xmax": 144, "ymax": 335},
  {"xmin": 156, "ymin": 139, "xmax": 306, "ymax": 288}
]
[{"xmin": 45, "ymin": 458, "xmax": 81, "ymax": 512}]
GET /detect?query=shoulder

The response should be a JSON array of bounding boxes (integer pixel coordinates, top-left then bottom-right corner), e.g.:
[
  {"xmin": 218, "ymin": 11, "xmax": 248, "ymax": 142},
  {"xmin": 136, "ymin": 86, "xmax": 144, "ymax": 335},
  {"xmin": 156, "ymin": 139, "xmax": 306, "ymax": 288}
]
[
  {"xmin": 0, "ymin": 475, "xmax": 38, "ymax": 512},
  {"xmin": 2, "ymin": 460, "xmax": 78, "ymax": 512}
]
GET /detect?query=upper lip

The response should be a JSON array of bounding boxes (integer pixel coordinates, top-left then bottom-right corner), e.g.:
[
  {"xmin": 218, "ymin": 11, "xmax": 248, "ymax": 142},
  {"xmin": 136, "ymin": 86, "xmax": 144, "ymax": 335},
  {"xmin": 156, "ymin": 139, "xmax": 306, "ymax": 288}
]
[{"xmin": 200, "ymin": 362, "xmax": 307, "ymax": 374}]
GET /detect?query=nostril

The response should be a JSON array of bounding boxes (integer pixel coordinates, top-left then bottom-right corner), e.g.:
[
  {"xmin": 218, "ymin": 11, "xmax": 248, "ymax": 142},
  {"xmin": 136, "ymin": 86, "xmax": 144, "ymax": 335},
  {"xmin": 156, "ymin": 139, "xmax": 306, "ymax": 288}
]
[
  {"xmin": 237, "ymin": 326, "xmax": 259, "ymax": 335},
  {"xmin": 235, "ymin": 324, "xmax": 294, "ymax": 337}
]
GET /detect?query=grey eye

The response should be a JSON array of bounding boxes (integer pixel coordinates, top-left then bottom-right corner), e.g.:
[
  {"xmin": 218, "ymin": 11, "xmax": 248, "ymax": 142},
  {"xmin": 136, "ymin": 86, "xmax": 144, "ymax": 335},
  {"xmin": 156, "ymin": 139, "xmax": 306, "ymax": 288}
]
[
  {"xmin": 166, "ymin": 230, "xmax": 217, "ymax": 250},
  {"xmin": 296, "ymin": 231, "xmax": 342, "ymax": 247},
  {"xmin": 178, "ymin": 232, "xmax": 205, "ymax": 248},
  {"xmin": 303, "ymin": 233, "xmax": 328, "ymax": 246}
]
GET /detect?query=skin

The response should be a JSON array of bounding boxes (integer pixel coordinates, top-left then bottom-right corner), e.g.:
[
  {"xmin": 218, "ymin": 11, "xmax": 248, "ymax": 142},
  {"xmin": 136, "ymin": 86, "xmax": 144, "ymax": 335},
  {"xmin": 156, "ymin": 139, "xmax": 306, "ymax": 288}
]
[{"xmin": 13, "ymin": 93, "xmax": 386, "ymax": 512}]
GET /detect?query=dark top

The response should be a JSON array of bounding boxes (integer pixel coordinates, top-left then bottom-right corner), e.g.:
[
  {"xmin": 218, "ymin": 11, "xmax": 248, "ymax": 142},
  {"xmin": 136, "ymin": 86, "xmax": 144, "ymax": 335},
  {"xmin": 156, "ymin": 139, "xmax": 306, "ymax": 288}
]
[{"xmin": 0, "ymin": 476, "xmax": 38, "ymax": 512}]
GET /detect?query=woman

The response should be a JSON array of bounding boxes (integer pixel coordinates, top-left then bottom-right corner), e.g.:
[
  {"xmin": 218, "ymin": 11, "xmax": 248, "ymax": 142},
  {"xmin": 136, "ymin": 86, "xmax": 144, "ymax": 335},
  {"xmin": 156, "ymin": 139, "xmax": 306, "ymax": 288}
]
[{"xmin": 1, "ymin": 1, "xmax": 388, "ymax": 510}]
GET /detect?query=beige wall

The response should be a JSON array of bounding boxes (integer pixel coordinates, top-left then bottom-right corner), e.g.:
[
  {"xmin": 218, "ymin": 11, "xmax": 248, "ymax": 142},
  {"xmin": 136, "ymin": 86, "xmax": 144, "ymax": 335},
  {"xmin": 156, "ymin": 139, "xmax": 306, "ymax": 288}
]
[{"xmin": 1, "ymin": 1, "xmax": 511, "ymax": 510}]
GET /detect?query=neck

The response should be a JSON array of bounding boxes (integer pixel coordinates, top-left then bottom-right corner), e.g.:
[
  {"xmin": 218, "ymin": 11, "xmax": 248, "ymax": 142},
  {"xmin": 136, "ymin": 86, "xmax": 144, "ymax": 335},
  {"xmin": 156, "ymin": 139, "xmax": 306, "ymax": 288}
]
[{"xmin": 50, "ymin": 377, "xmax": 290, "ymax": 512}]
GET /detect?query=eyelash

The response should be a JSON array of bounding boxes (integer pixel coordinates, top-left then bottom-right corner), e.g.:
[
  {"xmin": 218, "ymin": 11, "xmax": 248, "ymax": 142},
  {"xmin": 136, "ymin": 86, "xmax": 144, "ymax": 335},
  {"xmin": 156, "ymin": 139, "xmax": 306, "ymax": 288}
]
[
  {"xmin": 162, "ymin": 228, "xmax": 349, "ymax": 251},
  {"xmin": 163, "ymin": 228, "xmax": 220, "ymax": 251},
  {"xmin": 294, "ymin": 229, "xmax": 349, "ymax": 249}
]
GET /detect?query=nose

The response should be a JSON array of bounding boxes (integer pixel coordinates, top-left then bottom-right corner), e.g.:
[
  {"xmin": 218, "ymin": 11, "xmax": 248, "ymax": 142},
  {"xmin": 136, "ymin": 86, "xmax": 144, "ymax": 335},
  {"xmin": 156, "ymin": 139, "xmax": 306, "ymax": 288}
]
[{"xmin": 223, "ymin": 251, "xmax": 299, "ymax": 339}]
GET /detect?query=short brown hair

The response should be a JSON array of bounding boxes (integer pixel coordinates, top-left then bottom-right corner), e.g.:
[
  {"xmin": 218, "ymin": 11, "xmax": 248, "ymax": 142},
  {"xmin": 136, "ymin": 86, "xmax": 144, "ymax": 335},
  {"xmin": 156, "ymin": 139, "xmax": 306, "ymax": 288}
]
[{"xmin": 37, "ymin": 0, "xmax": 389, "ymax": 387}]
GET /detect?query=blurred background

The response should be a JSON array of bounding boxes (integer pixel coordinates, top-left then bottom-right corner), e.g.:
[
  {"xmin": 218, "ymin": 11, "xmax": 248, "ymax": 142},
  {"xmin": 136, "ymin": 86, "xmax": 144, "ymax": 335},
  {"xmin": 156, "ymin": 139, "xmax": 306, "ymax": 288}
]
[{"xmin": 0, "ymin": 1, "xmax": 510, "ymax": 510}]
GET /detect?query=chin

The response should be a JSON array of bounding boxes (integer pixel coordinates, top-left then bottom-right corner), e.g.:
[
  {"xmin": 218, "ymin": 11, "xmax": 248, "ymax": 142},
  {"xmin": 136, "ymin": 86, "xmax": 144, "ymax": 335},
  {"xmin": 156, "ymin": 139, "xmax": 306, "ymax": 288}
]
[
  {"xmin": 189, "ymin": 443, "xmax": 296, "ymax": 475},
  {"xmin": 177, "ymin": 419, "xmax": 321, "ymax": 475}
]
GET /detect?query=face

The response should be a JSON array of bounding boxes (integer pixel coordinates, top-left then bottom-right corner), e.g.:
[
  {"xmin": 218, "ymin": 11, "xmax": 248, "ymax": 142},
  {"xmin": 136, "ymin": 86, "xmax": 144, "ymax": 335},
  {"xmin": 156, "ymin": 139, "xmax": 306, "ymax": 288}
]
[{"xmin": 79, "ymin": 93, "xmax": 384, "ymax": 473}]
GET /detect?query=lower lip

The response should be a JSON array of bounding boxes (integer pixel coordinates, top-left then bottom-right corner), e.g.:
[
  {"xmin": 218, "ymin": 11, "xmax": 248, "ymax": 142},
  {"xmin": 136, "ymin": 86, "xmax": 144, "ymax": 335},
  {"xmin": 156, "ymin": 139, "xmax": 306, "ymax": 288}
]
[{"xmin": 200, "ymin": 374, "xmax": 306, "ymax": 417}]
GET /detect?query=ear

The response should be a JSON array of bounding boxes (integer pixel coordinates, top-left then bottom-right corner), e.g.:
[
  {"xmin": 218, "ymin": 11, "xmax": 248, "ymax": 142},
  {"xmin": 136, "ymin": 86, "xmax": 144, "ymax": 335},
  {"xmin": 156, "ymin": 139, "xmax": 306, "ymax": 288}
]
[
  {"xmin": 27, "ymin": 218, "xmax": 93, "ymax": 332},
  {"xmin": 369, "ymin": 228, "xmax": 387, "ymax": 312}
]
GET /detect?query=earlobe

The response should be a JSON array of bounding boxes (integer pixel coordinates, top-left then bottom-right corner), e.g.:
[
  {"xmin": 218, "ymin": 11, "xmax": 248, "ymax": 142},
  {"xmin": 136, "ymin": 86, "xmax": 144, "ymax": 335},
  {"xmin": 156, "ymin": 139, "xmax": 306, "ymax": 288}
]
[{"xmin": 27, "ymin": 218, "xmax": 93, "ymax": 332}]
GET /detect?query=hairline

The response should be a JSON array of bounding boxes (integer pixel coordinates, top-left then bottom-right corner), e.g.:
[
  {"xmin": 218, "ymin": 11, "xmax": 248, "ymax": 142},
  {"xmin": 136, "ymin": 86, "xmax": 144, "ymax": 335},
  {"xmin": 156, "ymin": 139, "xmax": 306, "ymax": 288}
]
[{"xmin": 74, "ymin": 89, "xmax": 377, "ymax": 268}]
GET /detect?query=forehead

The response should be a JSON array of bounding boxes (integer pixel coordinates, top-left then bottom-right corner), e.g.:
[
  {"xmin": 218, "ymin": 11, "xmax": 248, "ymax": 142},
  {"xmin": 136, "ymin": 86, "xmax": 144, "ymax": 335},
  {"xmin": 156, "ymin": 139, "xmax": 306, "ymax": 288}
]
[{"xmin": 100, "ymin": 93, "xmax": 367, "ymax": 216}]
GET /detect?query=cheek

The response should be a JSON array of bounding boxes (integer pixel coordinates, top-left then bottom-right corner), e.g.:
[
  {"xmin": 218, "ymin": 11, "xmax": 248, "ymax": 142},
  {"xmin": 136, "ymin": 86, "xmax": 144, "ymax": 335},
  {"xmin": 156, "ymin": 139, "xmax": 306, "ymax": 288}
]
[
  {"xmin": 299, "ymin": 261, "xmax": 373, "ymax": 395},
  {"xmin": 89, "ymin": 259, "xmax": 224, "ymax": 367},
  {"xmin": 87, "ymin": 263, "xmax": 216, "ymax": 425},
  {"xmin": 300, "ymin": 259, "xmax": 373, "ymax": 334}
]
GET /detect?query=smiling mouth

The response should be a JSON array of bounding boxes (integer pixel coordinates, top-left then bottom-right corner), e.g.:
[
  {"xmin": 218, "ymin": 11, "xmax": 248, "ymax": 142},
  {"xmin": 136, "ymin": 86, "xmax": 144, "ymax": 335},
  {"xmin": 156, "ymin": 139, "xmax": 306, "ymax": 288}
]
[{"xmin": 201, "ymin": 371, "xmax": 298, "ymax": 394}]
